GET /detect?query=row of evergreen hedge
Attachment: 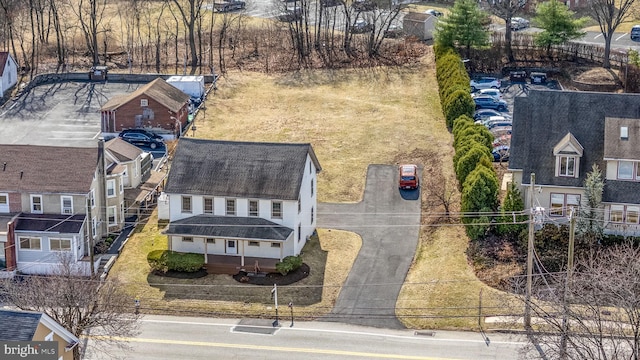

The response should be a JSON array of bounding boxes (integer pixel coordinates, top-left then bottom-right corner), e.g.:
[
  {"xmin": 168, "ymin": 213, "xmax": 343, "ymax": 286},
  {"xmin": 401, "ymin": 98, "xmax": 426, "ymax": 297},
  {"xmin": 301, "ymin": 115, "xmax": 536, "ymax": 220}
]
[{"xmin": 435, "ymin": 45, "xmax": 500, "ymax": 240}]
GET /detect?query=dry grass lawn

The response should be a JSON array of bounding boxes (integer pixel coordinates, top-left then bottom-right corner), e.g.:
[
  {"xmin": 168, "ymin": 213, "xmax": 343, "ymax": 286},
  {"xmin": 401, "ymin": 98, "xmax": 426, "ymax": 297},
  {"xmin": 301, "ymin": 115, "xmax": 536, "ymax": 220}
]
[{"xmin": 110, "ymin": 55, "xmax": 518, "ymax": 328}]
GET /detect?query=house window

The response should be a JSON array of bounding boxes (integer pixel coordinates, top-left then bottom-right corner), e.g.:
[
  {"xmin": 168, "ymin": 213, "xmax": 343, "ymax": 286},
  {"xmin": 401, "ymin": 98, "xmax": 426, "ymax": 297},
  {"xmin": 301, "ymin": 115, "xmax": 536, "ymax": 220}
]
[
  {"xmin": 19, "ymin": 237, "xmax": 41, "ymax": 250},
  {"xmin": 609, "ymin": 204, "xmax": 640, "ymax": 224},
  {"xmin": 206, "ymin": 238, "xmax": 215, "ymax": 244},
  {"xmin": 271, "ymin": 243, "xmax": 281, "ymax": 248},
  {"xmin": 92, "ymin": 217, "xmax": 97, "ymax": 237},
  {"xmin": 298, "ymin": 224, "xmax": 301, "ymax": 242},
  {"xmin": 248, "ymin": 241, "xmax": 260, "ymax": 247},
  {"xmin": 203, "ymin": 197, "xmax": 213, "ymax": 214},
  {"xmin": 182, "ymin": 237, "xmax": 193, "ymax": 242},
  {"xmin": 31, "ymin": 195, "xmax": 43, "ymax": 213},
  {"xmin": 272, "ymin": 201, "xmax": 283, "ymax": 219},
  {"xmin": 298, "ymin": 200, "xmax": 301, "ymax": 214},
  {"xmin": 558, "ymin": 156, "xmax": 576, "ymax": 177},
  {"xmin": 122, "ymin": 168, "xmax": 128, "ymax": 181},
  {"xmin": 119, "ymin": 178, "xmax": 124, "ymax": 193},
  {"xmin": 89, "ymin": 189, "xmax": 95, "ymax": 208},
  {"xmin": 310, "ymin": 207, "xmax": 314, "ymax": 223},
  {"xmin": 550, "ymin": 193, "xmax": 581, "ymax": 217},
  {"xmin": 107, "ymin": 206, "xmax": 117, "ymax": 226},
  {"xmin": 182, "ymin": 196, "xmax": 192, "ymax": 213},
  {"xmin": 44, "ymin": 331, "xmax": 53, "ymax": 341},
  {"xmin": 311, "ymin": 179, "xmax": 314, "ymax": 196},
  {"xmin": 140, "ymin": 99, "xmax": 148, "ymax": 107},
  {"xmin": 0, "ymin": 193, "xmax": 8, "ymax": 212},
  {"xmin": 134, "ymin": 161, "xmax": 138, "ymax": 177},
  {"xmin": 107, "ymin": 179, "xmax": 116, "ymax": 197},
  {"xmin": 61, "ymin": 196, "xmax": 73, "ymax": 214},
  {"xmin": 249, "ymin": 200, "xmax": 258, "ymax": 217},
  {"xmin": 618, "ymin": 161, "xmax": 635, "ymax": 180},
  {"xmin": 50, "ymin": 238, "xmax": 71, "ymax": 252},
  {"xmin": 226, "ymin": 199, "xmax": 236, "ymax": 216},
  {"xmin": 621, "ymin": 126, "xmax": 629, "ymax": 139}
]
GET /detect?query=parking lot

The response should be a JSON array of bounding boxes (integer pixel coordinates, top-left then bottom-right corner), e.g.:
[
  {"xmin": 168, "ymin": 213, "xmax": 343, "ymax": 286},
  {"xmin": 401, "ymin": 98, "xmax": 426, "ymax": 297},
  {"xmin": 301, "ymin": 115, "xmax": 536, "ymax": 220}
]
[{"xmin": 0, "ymin": 81, "xmax": 147, "ymax": 147}]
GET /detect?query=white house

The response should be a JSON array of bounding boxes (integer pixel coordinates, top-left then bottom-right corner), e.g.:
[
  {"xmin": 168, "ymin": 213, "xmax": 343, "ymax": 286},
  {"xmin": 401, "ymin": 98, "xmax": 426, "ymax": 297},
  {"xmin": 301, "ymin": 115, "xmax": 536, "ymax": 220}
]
[
  {"xmin": 159, "ymin": 138, "xmax": 321, "ymax": 272},
  {"xmin": 0, "ymin": 52, "xmax": 18, "ymax": 98}
]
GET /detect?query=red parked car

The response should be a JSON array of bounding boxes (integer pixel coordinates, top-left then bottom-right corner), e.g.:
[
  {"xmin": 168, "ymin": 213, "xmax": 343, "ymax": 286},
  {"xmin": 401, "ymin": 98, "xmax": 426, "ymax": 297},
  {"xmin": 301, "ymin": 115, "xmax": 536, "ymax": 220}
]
[{"xmin": 399, "ymin": 164, "xmax": 419, "ymax": 190}]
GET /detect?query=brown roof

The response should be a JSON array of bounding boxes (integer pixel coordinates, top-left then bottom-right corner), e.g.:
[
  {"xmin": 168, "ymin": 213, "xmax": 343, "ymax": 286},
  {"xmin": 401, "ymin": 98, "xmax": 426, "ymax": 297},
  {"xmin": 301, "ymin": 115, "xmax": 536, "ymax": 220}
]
[
  {"xmin": 101, "ymin": 78, "xmax": 190, "ymax": 112},
  {"xmin": 124, "ymin": 170, "xmax": 166, "ymax": 203},
  {"xmin": 0, "ymin": 144, "xmax": 97, "ymax": 194},
  {"xmin": 0, "ymin": 52, "xmax": 8, "ymax": 76},
  {"xmin": 105, "ymin": 138, "xmax": 143, "ymax": 162}
]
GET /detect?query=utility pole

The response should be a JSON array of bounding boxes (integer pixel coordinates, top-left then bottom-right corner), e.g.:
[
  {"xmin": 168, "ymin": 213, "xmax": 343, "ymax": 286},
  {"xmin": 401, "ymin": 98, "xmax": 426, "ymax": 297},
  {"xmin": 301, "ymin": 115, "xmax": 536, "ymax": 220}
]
[
  {"xmin": 87, "ymin": 197, "xmax": 95, "ymax": 277},
  {"xmin": 271, "ymin": 284, "xmax": 279, "ymax": 327},
  {"xmin": 525, "ymin": 173, "xmax": 535, "ymax": 329},
  {"xmin": 560, "ymin": 207, "xmax": 576, "ymax": 359}
]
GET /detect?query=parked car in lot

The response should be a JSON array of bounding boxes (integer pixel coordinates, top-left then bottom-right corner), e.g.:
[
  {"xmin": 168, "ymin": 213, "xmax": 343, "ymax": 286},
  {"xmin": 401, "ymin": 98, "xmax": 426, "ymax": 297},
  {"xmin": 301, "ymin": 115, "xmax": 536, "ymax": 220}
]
[
  {"xmin": 277, "ymin": 7, "xmax": 302, "ymax": 22},
  {"xmin": 425, "ymin": 9, "xmax": 443, "ymax": 17},
  {"xmin": 492, "ymin": 145, "xmax": 510, "ymax": 162},
  {"xmin": 119, "ymin": 128, "xmax": 163, "ymax": 141},
  {"xmin": 351, "ymin": 19, "xmax": 373, "ymax": 33},
  {"xmin": 510, "ymin": 17, "xmax": 530, "ymax": 30},
  {"xmin": 487, "ymin": 120, "xmax": 513, "ymax": 129},
  {"xmin": 480, "ymin": 116, "xmax": 511, "ymax": 128},
  {"xmin": 213, "ymin": 0, "xmax": 245, "ymax": 12},
  {"xmin": 472, "ymin": 88, "xmax": 503, "ymax": 101},
  {"xmin": 473, "ymin": 109, "xmax": 511, "ymax": 123},
  {"xmin": 398, "ymin": 164, "xmax": 419, "ymax": 190},
  {"xmin": 470, "ymin": 77, "xmax": 501, "ymax": 92},
  {"xmin": 320, "ymin": 0, "xmax": 341, "ymax": 6},
  {"xmin": 119, "ymin": 132, "xmax": 164, "ymax": 149},
  {"xmin": 473, "ymin": 95, "xmax": 508, "ymax": 111},
  {"xmin": 632, "ymin": 25, "xmax": 640, "ymax": 41}
]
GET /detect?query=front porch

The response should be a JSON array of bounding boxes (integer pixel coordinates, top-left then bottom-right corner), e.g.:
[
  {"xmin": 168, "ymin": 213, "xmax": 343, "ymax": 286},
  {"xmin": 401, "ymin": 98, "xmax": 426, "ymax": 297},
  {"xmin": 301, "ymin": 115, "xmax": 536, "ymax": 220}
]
[{"xmin": 205, "ymin": 255, "xmax": 279, "ymax": 275}]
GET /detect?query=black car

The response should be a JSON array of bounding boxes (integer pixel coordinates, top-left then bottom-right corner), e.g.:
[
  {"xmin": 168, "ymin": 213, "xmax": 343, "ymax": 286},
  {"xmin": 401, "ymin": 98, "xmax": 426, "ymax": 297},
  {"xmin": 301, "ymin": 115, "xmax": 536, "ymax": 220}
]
[
  {"xmin": 119, "ymin": 128, "xmax": 164, "ymax": 141},
  {"xmin": 119, "ymin": 132, "xmax": 164, "ymax": 149}
]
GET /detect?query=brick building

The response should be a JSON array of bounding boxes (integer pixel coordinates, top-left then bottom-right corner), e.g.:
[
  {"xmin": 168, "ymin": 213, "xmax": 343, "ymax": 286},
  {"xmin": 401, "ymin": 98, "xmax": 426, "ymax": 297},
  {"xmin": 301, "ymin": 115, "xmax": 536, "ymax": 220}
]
[{"xmin": 100, "ymin": 78, "xmax": 190, "ymax": 137}]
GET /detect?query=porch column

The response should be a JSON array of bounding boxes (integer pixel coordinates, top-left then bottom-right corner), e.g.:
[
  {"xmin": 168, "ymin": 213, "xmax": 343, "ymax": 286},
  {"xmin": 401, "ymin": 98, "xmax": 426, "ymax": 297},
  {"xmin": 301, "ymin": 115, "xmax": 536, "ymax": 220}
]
[
  {"xmin": 240, "ymin": 240, "xmax": 245, "ymax": 267},
  {"xmin": 280, "ymin": 243, "xmax": 283, "ymax": 261},
  {"xmin": 203, "ymin": 238, "xmax": 208, "ymax": 264}
]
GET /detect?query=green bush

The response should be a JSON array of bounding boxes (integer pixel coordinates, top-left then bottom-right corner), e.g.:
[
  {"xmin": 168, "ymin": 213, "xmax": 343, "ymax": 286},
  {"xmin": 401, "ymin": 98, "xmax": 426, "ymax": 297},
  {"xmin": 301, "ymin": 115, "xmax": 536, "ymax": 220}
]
[
  {"xmin": 454, "ymin": 125, "xmax": 493, "ymax": 150},
  {"xmin": 456, "ymin": 145, "xmax": 493, "ymax": 185},
  {"xmin": 461, "ymin": 165, "xmax": 499, "ymax": 216},
  {"xmin": 444, "ymin": 90, "xmax": 475, "ymax": 128},
  {"xmin": 275, "ymin": 255, "xmax": 303, "ymax": 276},
  {"xmin": 147, "ymin": 250, "xmax": 204, "ymax": 273},
  {"xmin": 147, "ymin": 250, "xmax": 168, "ymax": 273},
  {"xmin": 452, "ymin": 115, "xmax": 475, "ymax": 137},
  {"xmin": 453, "ymin": 139, "xmax": 484, "ymax": 169}
]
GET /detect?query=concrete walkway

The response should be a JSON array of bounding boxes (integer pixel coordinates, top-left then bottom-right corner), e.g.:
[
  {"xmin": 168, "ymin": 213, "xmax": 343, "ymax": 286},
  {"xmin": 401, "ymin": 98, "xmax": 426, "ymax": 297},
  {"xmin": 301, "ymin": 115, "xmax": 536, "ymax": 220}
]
[{"xmin": 317, "ymin": 164, "xmax": 421, "ymax": 329}]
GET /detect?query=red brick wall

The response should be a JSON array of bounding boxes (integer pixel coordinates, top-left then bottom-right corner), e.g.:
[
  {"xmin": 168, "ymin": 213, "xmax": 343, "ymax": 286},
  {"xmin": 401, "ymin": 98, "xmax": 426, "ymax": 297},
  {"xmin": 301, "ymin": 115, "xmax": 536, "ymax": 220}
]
[
  {"xmin": 5, "ymin": 219, "xmax": 16, "ymax": 270},
  {"xmin": 7, "ymin": 192, "xmax": 20, "ymax": 212},
  {"xmin": 107, "ymin": 94, "xmax": 189, "ymax": 134}
]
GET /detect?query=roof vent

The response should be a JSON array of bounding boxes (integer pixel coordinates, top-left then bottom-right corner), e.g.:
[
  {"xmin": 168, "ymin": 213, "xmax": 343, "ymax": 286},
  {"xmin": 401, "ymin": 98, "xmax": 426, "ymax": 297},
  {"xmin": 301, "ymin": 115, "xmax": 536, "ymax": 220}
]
[
  {"xmin": 20, "ymin": 171, "xmax": 23, "ymax": 179},
  {"xmin": 621, "ymin": 126, "xmax": 629, "ymax": 140},
  {"xmin": 2, "ymin": 162, "xmax": 6, "ymax": 171}
]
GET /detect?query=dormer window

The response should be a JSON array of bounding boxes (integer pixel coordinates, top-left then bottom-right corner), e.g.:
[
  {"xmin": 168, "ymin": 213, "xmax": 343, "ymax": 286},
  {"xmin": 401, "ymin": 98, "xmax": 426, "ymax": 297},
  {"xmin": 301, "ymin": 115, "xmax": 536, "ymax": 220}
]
[
  {"xmin": 621, "ymin": 126, "xmax": 629, "ymax": 140},
  {"xmin": 140, "ymin": 99, "xmax": 148, "ymax": 107},
  {"xmin": 553, "ymin": 133, "xmax": 583, "ymax": 179}
]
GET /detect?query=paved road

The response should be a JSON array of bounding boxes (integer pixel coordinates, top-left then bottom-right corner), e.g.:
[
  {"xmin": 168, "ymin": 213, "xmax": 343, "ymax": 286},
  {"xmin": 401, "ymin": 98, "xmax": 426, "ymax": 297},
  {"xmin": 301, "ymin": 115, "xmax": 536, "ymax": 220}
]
[
  {"xmin": 317, "ymin": 165, "xmax": 421, "ymax": 329},
  {"xmin": 85, "ymin": 315, "xmax": 527, "ymax": 360}
]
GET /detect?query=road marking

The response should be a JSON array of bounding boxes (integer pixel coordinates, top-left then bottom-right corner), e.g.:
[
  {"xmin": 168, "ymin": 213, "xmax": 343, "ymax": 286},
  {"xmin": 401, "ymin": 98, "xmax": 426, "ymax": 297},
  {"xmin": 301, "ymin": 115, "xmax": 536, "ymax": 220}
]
[
  {"xmin": 140, "ymin": 319, "xmax": 526, "ymax": 345},
  {"xmin": 594, "ymin": 33, "xmax": 603, "ymax": 39},
  {"xmin": 91, "ymin": 335, "xmax": 457, "ymax": 359},
  {"xmin": 616, "ymin": 33, "xmax": 628, "ymax": 41}
]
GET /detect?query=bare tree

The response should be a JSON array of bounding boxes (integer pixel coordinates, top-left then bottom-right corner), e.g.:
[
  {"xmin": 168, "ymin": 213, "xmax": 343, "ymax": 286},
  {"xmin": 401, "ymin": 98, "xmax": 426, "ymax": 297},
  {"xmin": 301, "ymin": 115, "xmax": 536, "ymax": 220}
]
[
  {"xmin": 168, "ymin": 0, "xmax": 206, "ymax": 68},
  {"xmin": 422, "ymin": 153, "xmax": 457, "ymax": 220},
  {"xmin": 0, "ymin": 255, "xmax": 140, "ymax": 360},
  {"xmin": 522, "ymin": 242, "xmax": 640, "ymax": 360},
  {"xmin": 483, "ymin": 0, "xmax": 524, "ymax": 62},
  {"xmin": 70, "ymin": 0, "xmax": 108, "ymax": 66},
  {"xmin": 587, "ymin": 0, "xmax": 636, "ymax": 68}
]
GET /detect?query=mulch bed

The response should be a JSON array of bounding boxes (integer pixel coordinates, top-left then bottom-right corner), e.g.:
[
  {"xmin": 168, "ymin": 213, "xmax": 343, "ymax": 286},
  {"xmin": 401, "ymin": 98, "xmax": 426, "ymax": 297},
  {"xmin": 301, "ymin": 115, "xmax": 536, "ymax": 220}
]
[
  {"xmin": 232, "ymin": 263, "xmax": 310, "ymax": 286},
  {"xmin": 152, "ymin": 269, "xmax": 208, "ymax": 279}
]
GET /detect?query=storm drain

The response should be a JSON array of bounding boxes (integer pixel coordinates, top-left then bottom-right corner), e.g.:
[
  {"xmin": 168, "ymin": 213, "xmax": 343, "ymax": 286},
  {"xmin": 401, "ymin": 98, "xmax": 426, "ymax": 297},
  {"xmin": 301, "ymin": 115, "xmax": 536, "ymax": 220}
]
[
  {"xmin": 414, "ymin": 330, "xmax": 436, "ymax": 337},
  {"xmin": 232, "ymin": 319, "xmax": 279, "ymax": 335}
]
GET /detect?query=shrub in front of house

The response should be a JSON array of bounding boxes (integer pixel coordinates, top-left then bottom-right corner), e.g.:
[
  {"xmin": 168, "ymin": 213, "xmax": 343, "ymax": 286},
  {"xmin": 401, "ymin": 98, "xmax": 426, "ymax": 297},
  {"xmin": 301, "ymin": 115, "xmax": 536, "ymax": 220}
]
[
  {"xmin": 147, "ymin": 250, "xmax": 204, "ymax": 273},
  {"xmin": 276, "ymin": 255, "xmax": 303, "ymax": 276}
]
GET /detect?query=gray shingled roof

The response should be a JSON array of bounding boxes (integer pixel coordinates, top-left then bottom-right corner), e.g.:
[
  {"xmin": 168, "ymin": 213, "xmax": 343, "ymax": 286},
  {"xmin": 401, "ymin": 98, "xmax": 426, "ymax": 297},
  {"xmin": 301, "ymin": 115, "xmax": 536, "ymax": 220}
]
[
  {"xmin": 164, "ymin": 215, "xmax": 293, "ymax": 241},
  {"xmin": 15, "ymin": 213, "xmax": 86, "ymax": 234},
  {"xmin": 510, "ymin": 90, "xmax": 640, "ymax": 203},
  {"xmin": 0, "ymin": 52, "xmax": 9, "ymax": 77},
  {"xmin": 0, "ymin": 144, "xmax": 97, "ymax": 193},
  {"xmin": 105, "ymin": 138, "xmax": 143, "ymax": 162},
  {"xmin": 164, "ymin": 138, "xmax": 321, "ymax": 200},
  {"xmin": 0, "ymin": 309, "xmax": 41, "ymax": 341}
]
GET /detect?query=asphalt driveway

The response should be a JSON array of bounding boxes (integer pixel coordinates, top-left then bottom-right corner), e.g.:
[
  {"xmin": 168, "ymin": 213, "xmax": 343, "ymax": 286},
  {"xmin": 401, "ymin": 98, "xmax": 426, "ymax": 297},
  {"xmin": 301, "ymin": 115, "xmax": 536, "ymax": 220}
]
[{"xmin": 317, "ymin": 164, "xmax": 421, "ymax": 329}]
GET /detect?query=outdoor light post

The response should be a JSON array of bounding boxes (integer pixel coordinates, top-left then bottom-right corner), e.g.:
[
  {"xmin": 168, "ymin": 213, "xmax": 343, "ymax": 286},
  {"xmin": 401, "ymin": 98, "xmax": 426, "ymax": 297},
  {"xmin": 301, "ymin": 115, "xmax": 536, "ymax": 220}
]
[
  {"xmin": 288, "ymin": 302, "xmax": 294, "ymax": 327},
  {"xmin": 134, "ymin": 297, "xmax": 140, "ymax": 315}
]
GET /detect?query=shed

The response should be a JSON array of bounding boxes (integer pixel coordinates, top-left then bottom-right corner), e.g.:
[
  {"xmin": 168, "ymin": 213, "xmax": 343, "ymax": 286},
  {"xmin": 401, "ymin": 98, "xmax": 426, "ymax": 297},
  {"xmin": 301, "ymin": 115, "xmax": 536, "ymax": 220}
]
[
  {"xmin": 402, "ymin": 12, "xmax": 436, "ymax": 41},
  {"xmin": 89, "ymin": 66, "xmax": 108, "ymax": 81},
  {"xmin": 166, "ymin": 75, "xmax": 205, "ymax": 100}
]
